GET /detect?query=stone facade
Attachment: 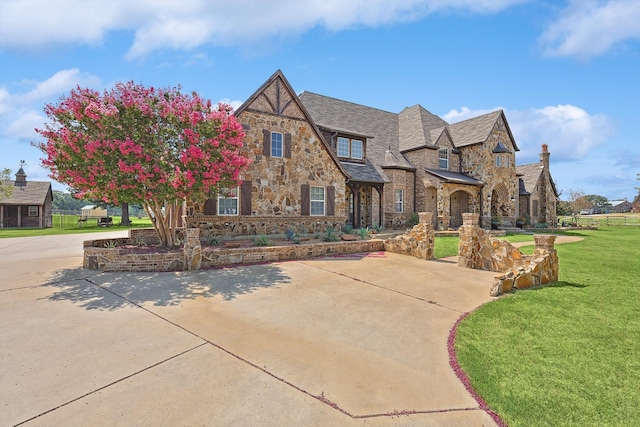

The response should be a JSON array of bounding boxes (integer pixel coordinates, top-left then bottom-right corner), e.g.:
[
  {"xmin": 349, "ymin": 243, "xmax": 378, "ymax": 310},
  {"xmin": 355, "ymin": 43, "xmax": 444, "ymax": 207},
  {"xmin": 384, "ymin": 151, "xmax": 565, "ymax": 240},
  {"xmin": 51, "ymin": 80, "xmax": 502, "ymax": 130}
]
[
  {"xmin": 457, "ymin": 214, "xmax": 559, "ymax": 295},
  {"xmin": 186, "ymin": 71, "xmax": 348, "ymax": 235},
  {"xmin": 384, "ymin": 212, "xmax": 435, "ymax": 259}
]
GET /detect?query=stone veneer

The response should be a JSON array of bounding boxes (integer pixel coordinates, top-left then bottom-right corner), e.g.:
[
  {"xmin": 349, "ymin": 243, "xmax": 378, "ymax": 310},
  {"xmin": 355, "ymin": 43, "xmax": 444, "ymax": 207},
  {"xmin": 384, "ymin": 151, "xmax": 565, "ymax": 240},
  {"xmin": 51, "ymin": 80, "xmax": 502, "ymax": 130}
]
[
  {"xmin": 184, "ymin": 215, "xmax": 346, "ymax": 238},
  {"xmin": 384, "ymin": 212, "xmax": 435, "ymax": 259},
  {"xmin": 457, "ymin": 213, "xmax": 559, "ymax": 296},
  {"xmin": 84, "ymin": 228, "xmax": 384, "ymax": 272}
]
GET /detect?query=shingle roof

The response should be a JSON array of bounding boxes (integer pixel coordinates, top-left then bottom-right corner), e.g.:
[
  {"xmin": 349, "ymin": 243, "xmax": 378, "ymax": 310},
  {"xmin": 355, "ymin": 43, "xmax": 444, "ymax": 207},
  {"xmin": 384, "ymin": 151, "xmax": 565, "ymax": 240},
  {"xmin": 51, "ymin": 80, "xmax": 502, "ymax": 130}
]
[
  {"xmin": 342, "ymin": 160, "xmax": 386, "ymax": 183},
  {"xmin": 425, "ymin": 169, "xmax": 483, "ymax": 186},
  {"xmin": 447, "ymin": 111, "xmax": 503, "ymax": 147},
  {"xmin": 398, "ymin": 105, "xmax": 448, "ymax": 151},
  {"xmin": 0, "ymin": 180, "xmax": 52, "ymax": 205},
  {"xmin": 299, "ymin": 91, "xmax": 413, "ymax": 181}
]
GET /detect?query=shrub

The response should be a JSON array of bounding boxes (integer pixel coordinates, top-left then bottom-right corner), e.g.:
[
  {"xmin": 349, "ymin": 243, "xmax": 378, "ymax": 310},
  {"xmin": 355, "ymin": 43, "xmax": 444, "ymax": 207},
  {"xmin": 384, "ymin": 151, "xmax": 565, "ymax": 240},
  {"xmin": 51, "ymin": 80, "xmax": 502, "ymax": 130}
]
[
  {"xmin": 357, "ymin": 227, "xmax": 370, "ymax": 240},
  {"xmin": 253, "ymin": 235, "xmax": 272, "ymax": 246},
  {"xmin": 341, "ymin": 224, "xmax": 353, "ymax": 234},
  {"xmin": 206, "ymin": 236, "xmax": 221, "ymax": 246},
  {"xmin": 409, "ymin": 212, "xmax": 419, "ymax": 226},
  {"xmin": 322, "ymin": 226, "xmax": 339, "ymax": 242}
]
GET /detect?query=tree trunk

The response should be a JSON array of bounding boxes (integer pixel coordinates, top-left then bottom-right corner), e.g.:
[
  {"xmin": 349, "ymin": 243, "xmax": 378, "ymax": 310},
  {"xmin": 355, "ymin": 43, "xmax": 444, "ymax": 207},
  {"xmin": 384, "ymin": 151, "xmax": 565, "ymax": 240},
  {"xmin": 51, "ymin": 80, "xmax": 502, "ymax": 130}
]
[{"xmin": 120, "ymin": 202, "xmax": 131, "ymax": 226}]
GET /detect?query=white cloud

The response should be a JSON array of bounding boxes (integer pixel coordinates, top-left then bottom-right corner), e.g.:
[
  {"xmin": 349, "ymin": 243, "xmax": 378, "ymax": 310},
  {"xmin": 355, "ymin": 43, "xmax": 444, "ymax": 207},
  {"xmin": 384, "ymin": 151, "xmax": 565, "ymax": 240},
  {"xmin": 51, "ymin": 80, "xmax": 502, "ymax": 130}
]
[
  {"xmin": 218, "ymin": 98, "xmax": 244, "ymax": 112},
  {"xmin": 0, "ymin": 0, "xmax": 526, "ymax": 59},
  {"xmin": 539, "ymin": 0, "xmax": 640, "ymax": 59},
  {"xmin": 0, "ymin": 69, "xmax": 101, "ymax": 142},
  {"xmin": 443, "ymin": 104, "xmax": 614, "ymax": 163}
]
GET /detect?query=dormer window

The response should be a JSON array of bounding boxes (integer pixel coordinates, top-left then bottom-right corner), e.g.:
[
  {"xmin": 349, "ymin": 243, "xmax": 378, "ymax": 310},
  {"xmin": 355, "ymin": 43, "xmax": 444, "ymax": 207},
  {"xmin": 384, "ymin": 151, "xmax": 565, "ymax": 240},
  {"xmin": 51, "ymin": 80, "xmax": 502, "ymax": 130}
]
[
  {"xmin": 438, "ymin": 148, "xmax": 449, "ymax": 169},
  {"xmin": 337, "ymin": 136, "xmax": 364, "ymax": 161}
]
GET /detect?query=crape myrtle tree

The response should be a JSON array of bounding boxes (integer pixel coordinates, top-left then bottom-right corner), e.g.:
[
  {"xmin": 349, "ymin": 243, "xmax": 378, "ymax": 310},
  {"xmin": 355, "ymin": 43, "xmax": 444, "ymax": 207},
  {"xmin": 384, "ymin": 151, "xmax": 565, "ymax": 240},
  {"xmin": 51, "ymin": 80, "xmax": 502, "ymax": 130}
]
[{"xmin": 35, "ymin": 82, "xmax": 251, "ymax": 246}]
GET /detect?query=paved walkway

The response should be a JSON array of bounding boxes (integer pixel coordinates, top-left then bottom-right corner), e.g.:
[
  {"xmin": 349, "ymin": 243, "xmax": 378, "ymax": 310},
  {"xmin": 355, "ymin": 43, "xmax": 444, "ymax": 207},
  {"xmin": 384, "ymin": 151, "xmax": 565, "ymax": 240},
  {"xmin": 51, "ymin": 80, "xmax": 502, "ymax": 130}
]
[{"xmin": 1, "ymin": 232, "xmax": 544, "ymax": 426}]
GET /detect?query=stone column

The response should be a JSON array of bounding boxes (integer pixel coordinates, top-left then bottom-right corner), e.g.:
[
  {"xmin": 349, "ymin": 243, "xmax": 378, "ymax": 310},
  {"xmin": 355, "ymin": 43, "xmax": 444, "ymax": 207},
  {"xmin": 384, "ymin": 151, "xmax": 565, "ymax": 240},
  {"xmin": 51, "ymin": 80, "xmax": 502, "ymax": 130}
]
[
  {"xmin": 534, "ymin": 234, "xmax": 556, "ymax": 253},
  {"xmin": 184, "ymin": 228, "xmax": 202, "ymax": 270},
  {"xmin": 458, "ymin": 213, "xmax": 482, "ymax": 269}
]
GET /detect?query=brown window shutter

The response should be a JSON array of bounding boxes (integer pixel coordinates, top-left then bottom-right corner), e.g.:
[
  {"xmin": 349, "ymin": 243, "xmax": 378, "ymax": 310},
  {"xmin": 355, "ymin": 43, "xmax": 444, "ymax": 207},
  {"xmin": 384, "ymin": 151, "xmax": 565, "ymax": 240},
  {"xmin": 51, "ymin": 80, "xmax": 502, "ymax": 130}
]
[
  {"xmin": 326, "ymin": 186, "xmax": 335, "ymax": 216},
  {"xmin": 240, "ymin": 180, "xmax": 252, "ymax": 215},
  {"xmin": 204, "ymin": 198, "xmax": 216, "ymax": 215},
  {"xmin": 301, "ymin": 184, "xmax": 310, "ymax": 216},
  {"xmin": 284, "ymin": 133, "xmax": 292, "ymax": 158},
  {"xmin": 263, "ymin": 130, "xmax": 270, "ymax": 156}
]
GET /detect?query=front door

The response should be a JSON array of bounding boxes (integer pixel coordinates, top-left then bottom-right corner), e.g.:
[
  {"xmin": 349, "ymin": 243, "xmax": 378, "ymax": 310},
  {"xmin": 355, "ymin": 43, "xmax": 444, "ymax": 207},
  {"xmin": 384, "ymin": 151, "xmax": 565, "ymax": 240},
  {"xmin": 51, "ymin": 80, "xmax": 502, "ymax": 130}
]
[{"xmin": 450, "ymin": 191, "xmax": 470, "ymax": 228}]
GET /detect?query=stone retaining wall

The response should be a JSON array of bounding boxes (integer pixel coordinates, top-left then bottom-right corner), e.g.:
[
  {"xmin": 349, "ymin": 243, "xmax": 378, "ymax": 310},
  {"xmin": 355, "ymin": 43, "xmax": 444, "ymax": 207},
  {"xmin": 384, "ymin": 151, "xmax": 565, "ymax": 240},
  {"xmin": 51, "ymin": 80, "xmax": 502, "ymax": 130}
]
[
  {"xmin": 457, "ymin": 213, "xmax": 559, "ymax": 296},
  {"xmin": 84, "ymin": 228, "xmax": 384, "ymax": 272}
]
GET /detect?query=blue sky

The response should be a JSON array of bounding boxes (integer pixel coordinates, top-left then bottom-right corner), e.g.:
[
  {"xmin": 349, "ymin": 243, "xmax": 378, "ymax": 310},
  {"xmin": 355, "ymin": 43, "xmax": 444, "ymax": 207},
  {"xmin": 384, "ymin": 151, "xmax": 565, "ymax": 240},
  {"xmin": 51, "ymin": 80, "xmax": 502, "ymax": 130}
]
[{"xmin": 1, "ymin": 0, "xmax": 639, "ymax": 201}]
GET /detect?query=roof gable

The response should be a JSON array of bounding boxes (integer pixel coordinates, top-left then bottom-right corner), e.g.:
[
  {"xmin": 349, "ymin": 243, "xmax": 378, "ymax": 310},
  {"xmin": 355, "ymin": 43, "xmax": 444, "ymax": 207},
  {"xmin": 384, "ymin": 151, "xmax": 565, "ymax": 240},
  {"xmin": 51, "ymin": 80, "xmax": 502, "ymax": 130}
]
[
  {"xmin": 0, "ymin": 180, "xmax": 52, "ymax": 205},
  {"xmin": 448, "ymin": 110, "xmax": 519, "ymax": 151},
  {"xmin": 398, "ymin": 105, "xmax": 449, "ymax": 151},
  {"xmin": 235, "ymin": 70, "xmax": 348, "ymax": 178}
]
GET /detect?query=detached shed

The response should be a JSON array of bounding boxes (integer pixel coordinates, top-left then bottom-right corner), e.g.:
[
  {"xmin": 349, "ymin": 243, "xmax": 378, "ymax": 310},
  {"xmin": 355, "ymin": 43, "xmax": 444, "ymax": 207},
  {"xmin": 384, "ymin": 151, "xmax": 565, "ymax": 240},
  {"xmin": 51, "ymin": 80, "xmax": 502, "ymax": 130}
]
[
  {"xmin": 0, "ymin": 168, "xmax": 53, "ymax": 228},
  {"xmin": 81, "ymin": 205, "xmax": 107, "ymax": 218}
]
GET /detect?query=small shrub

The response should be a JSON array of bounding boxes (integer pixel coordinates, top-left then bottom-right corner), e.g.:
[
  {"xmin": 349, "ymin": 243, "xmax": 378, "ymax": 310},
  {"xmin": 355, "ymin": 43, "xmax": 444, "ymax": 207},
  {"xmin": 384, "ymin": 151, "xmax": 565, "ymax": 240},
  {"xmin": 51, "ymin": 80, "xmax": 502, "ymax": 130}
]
[
  {"xmin": 372, "ymin": 223, "xmax": 382, "ymax": 233},
  {"xmin": 284, "ymin": 228, "xmax": 296, "ymax": 241},
  {"xmin": 135, "ymin": 237, "xmax": 147, "ymax": 247},
  {"xmin": 357, "ymin": 227, "xmax": 370, "ymax": 240},
  {"xmin": 206, "ymin": 236, "xmax": 221, "ymax": 246},
  {"xmin": 103, "ymin": 240, "xmax": 119, "ymax": 248},
  {"xmin": 253, "ymin": 235, "xmax": 272, "ymax": 246},
  {"xmin": 409, "ymin": 212, "xmax": 419, "ymax": 226},
  {"xmin": 341, "ymin": 224, "xmax": 353, "ymax": 234},
  {"xmin": 322, "ymin": 226, "xmax": 339, "ymax": 242}
]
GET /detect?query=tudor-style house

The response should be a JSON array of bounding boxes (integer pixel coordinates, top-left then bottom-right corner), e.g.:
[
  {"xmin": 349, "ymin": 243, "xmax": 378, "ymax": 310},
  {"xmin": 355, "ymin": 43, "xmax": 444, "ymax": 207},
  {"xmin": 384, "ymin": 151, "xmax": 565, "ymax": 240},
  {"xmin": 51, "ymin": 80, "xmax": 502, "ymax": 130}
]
[
  {"xmin": 186, "ymin": 70, "xmax": 557, "ymax": 235},
  {"xmin": 0, "ymin": 167, "xmax": 53, "ymax": 228}
]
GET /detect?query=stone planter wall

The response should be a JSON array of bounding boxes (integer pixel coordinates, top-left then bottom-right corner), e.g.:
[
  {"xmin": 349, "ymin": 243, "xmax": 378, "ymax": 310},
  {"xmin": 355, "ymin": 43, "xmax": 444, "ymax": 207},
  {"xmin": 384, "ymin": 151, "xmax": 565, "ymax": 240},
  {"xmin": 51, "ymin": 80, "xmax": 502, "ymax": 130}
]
[
  {"xmin": 84, "ymin": 228, "xmax": 384, "ymax": 272},
  {"xmin": 384, "ymin": 212, "xmax": 435, "ymax": 259},
  {"xmin": 457, "ymin": 213, "xmax": 559, "ymax": 296}
]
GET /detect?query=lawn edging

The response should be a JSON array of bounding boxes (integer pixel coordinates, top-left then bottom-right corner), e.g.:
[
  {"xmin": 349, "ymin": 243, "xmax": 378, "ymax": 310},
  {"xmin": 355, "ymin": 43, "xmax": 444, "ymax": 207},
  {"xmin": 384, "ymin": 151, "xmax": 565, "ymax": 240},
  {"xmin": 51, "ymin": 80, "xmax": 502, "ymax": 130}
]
[{"xmin": 448, "ymin": 311, "xmax": 508, "ymax": 427}]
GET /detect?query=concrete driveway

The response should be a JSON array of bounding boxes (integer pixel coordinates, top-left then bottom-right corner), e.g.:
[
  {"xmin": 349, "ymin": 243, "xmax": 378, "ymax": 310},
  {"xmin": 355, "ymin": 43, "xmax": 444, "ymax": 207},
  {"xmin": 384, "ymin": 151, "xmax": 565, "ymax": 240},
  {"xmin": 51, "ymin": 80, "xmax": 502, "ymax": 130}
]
[{"xmin": 1, "ymin": 232, "xmax": 499, "ymax": 426}]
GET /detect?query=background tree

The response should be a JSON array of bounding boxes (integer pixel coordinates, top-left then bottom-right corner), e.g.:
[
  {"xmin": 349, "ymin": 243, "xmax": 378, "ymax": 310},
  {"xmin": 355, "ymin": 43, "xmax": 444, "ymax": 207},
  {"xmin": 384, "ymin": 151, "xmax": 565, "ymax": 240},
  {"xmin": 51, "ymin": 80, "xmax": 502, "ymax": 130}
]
[
  {"xmin": 35, "ymin": 82, "xmax": 251, "ymax": 246},
  {"xmin": 0, "ymin": 168, "xmax": 13, "ymax": 200}
]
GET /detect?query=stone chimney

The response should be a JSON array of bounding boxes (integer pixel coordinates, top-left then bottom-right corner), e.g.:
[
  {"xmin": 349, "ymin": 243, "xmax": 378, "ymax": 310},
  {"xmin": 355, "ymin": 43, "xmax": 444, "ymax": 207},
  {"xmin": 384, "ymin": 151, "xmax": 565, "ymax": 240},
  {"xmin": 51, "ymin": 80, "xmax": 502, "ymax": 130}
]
[{"xmin": 540, "ymin": 144, "xmax": 550, "ymax": 171}]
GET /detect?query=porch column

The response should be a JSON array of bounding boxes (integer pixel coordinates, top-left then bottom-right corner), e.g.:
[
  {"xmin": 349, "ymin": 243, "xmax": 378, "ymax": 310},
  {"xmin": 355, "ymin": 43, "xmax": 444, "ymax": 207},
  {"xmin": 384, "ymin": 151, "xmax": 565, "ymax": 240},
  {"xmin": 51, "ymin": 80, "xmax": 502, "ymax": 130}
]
[
  {"xmin": 0, "ymin": 206, "xmax": 3, "ymax": 228},
  {"xmin": 17, "ymin": 206, "xmax": 21, "ymax": 227}
]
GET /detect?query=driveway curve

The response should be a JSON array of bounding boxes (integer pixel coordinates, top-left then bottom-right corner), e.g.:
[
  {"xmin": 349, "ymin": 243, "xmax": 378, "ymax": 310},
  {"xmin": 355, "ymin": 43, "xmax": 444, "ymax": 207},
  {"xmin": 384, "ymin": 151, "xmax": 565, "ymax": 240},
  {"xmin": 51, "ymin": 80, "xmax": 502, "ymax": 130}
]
[{"xmin": 1, "ymin": 232, "xmax": 501, "ymax": 426}]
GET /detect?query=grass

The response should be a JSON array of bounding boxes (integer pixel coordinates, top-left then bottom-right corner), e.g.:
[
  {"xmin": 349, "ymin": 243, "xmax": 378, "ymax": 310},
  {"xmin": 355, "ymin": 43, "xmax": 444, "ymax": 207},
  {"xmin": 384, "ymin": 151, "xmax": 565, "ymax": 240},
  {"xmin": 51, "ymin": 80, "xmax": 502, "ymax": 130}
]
[
  {"xmin": 0, "ymin": 214, "xmax": 154, "ymax": 238},
  {"xmin": 455, "ymin": 227, "xmax": 640, "ymax": 426}
]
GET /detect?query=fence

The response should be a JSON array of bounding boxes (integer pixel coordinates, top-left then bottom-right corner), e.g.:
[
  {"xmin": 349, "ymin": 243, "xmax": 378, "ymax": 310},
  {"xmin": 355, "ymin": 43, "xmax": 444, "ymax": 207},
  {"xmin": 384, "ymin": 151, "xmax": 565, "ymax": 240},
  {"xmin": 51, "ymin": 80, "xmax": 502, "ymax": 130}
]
[{"xmin": 575, "ymin": 215, "xmax": 640, "ymax": 227}]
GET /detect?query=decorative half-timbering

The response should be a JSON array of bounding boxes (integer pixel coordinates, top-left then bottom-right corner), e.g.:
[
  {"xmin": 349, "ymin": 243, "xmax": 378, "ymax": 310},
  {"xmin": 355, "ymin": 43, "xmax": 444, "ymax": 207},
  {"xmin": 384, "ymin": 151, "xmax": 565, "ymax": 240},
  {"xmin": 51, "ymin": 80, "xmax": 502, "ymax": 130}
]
[{"xmin": 185, "ymin": 70, "xmax": 557, "ymax": 236}]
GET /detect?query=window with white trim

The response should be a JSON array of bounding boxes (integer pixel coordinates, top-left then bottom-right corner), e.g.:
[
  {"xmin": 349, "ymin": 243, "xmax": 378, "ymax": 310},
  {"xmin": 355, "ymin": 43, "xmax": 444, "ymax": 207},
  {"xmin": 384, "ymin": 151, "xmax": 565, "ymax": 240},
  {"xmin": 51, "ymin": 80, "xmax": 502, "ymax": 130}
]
[
  {"xmin": 310, "ymin": 186, "xmax": 325, "ymax": 216},
  {"xmin": 28, "ymin": 206, "xmax": 38, "ymax": 216},
  {"xmin": 395, "ymin": 189, "xmax": 404, "ymax": 213},
  {"xmin": 337, "ymin": 136, "xmax": 364, "ymax": 161},
  {"xmin": 271, "ymin": 132, "xmax": 283, "ymax": 158},
  {"xmin": 438, "ymin": 148, "xmax": 449, "ymax": 169},
  {"xmin": 218, "ymin": 187, "xmax": 239, "ymax": 215}
]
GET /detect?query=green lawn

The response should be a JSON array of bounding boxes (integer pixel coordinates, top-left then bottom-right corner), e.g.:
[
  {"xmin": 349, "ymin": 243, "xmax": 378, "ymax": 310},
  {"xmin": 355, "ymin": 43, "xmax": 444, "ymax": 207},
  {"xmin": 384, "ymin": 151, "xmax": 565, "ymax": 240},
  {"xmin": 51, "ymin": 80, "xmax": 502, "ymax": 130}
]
[
  {"xmin": 455, "ymin": 227, "xmax": 640, "ymax": 426},
  {"xmin": 0, "ymin": 214, "xmax": 154, "ymax": 238}
]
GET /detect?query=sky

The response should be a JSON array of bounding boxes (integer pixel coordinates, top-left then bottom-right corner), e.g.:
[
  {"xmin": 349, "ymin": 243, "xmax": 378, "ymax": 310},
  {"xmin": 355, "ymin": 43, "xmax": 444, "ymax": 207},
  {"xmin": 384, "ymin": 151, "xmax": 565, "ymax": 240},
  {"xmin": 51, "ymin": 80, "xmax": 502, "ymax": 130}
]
[{"xmin": 1, "ymin": 0, "xmax": 639, "ymax": 201}]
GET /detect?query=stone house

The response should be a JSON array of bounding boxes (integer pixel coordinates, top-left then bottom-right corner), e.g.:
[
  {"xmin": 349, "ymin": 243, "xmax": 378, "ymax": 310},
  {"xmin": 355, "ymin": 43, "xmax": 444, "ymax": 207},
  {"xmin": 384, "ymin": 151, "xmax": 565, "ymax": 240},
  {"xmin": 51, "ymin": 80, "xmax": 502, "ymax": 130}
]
[
  {"xmin": 516, "ymin": 144, "xmax": 559, "ymax": 226},
  {"xmin": 0, "ymin": 167, "xmax": 53, "ymax": 228},
  {"xmin": 186, "ymin": 70, "xmax": 557, "ymax": 234}
]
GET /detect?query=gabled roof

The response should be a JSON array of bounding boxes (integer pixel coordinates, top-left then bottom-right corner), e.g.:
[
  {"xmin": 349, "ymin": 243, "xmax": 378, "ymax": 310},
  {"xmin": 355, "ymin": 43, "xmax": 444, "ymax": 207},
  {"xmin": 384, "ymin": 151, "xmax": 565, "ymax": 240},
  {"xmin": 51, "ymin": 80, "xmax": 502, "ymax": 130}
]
[
  {"xmin": 398, "ymin": 105, "xmax": 449, "ymax": 151},
  {"xmin": 448, "ymin": 110, "xmax": 519, "ymax": 151},
  {"xmin": 235, "ymin": 70, "xmax": 349, "ymax": 178},
  {"xmin": 382, "ymin": 149, "xmax": 415, "ymax": 171},
  {"xmin": 516, "ymin": 163, "xmax": 559, "ymax": 197},
  {"xmin": 425, "ymin": 169, "xmax": 483, "ymax": 186},
  {"xmin": 0, "ymin": 180, "xmax": 52, "ymax": 205},
  {"xmin": 299, "ymin": 91, "xmax": 413, "ymax": 181}
]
